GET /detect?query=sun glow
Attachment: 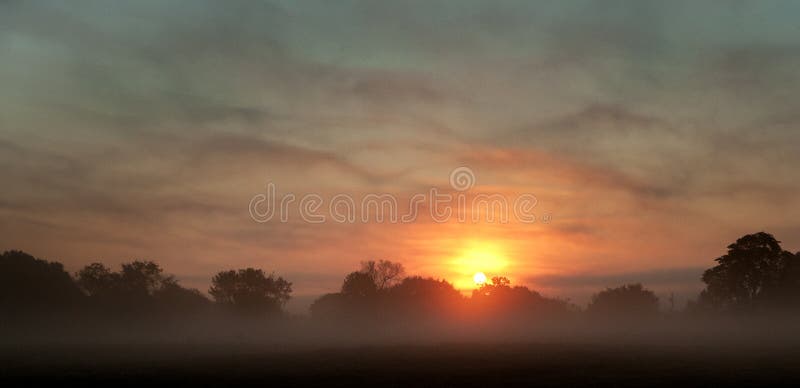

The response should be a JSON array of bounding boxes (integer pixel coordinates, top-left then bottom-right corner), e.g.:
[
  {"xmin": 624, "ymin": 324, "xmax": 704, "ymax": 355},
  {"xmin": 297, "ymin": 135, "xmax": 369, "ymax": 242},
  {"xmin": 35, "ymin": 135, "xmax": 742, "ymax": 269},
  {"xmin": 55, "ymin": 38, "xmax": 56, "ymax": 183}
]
[{"xmin": 451, "ymin": 241, "xmax": 509, "ymax": 290}]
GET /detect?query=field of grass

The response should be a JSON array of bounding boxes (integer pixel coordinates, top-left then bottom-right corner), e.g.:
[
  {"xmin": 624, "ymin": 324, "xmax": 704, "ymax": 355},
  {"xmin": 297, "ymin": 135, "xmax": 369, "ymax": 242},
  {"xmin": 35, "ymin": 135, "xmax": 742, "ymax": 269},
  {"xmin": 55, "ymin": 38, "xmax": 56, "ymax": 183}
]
[{"xmin": 3, "ymin": 342, "xmax": 800, "ymax": 386}]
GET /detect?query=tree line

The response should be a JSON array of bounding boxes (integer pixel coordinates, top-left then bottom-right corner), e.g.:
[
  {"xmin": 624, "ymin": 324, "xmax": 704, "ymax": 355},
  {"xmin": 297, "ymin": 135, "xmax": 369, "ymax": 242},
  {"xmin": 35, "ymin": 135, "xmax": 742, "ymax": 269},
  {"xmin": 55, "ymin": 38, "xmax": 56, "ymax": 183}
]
[
  {"xmin": 0, "ymin": 255, "xmax": 292, "ymax": 319},
  {"xmin": 2, "ymin": 232, "xmax": 800, "ymax": 323}
]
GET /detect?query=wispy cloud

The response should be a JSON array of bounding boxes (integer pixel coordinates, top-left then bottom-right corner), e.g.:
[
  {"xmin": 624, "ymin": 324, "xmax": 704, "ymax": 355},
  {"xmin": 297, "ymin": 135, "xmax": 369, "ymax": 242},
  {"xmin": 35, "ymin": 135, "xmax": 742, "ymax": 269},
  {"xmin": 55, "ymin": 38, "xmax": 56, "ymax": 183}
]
[{"xmin": 2, "ymin": 0, "xmax": 800, "ymax": 306}]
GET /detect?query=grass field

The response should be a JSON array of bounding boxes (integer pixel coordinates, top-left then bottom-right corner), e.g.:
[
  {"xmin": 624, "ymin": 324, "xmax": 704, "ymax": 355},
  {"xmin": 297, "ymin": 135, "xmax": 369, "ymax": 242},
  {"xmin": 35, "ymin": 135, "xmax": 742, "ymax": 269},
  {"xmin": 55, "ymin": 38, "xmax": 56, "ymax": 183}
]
[{"xmin": 3, "ymin": 341, "xmax": 800, "ymax": 386}]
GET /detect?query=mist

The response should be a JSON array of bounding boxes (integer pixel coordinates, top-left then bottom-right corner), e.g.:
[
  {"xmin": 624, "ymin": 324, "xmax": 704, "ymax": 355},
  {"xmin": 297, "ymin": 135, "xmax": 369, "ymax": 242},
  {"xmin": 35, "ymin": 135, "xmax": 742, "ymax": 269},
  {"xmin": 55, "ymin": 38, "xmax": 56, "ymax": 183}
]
[{"xmin": 4, "ymin": 235, "xmax": 800, "ymax": 384}]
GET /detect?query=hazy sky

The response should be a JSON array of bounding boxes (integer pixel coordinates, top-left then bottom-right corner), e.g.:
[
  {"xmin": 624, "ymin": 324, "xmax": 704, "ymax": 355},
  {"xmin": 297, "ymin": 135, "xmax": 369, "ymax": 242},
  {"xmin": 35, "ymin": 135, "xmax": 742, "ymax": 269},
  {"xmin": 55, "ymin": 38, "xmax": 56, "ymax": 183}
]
[{"xmin": 2, "ymin": 1, "xmax": 799, "ymax": 310}]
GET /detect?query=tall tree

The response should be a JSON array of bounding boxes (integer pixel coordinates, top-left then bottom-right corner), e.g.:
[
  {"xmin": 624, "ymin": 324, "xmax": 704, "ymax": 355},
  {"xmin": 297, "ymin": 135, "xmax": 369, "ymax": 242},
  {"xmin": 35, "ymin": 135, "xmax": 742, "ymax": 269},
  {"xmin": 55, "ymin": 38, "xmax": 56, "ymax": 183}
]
[
  {"xmin": 386, "ymin": 276, "xmax": 464, "ymax": 317},
  {"xmin": 75, "ymin": 260, "xmax": 207, "ymax": 314},
  {"xmin": 75, "ymin": 263, "xmax": 119, "ymax": 297},
  {"xmin": 0, "ymin": 250, "xmax": 84, "ymax": 311},
  {"xmin": 209, "ymin": 268, "xmax": 291, "ymax": 315},
  {"xmin": 341, "ymin": 271, "xmax": 378, "ymax": 297},
  {"xmin": 700, "ymin": 232, "xmax": 796, "ymax": 310},
  {"xmin": 120, "ymin": 261, "xmax": 173, "ymax": 296},
  {"xmin": 76, "ymin": 260, "xmax": 173, "ymax": 298},
  {"xmin": 360, "ymin": 260, "xmax": 405, "ymax": 290}
]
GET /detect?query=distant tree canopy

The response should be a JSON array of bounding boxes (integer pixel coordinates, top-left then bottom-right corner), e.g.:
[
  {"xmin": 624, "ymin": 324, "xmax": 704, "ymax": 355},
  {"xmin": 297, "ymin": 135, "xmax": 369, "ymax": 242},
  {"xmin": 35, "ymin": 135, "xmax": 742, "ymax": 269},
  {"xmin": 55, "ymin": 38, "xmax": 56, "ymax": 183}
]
[
  {"xmin": 75, "ymin": 263, "xmax": 117, "ymax": 297},
  {"xmin": 0, "ymin": 250, "xmax": 84, "ymax": 312},
  {"xmin": 337, "ymin": 260, "xmax": 405, "ymax": 297},
  {"xmin": 6, "ymin": 231, "xmax": 800, "ymax": 326},
  {"xmin": 313, "ymin": 273, "xmax": 464, "ymax": 321},
  {"xmin": 472, "ymin": 276, "xmax": 572, "ymax": 317},
  {"xmin": 312, "ymin": 259, "xmax": 466, "ymax": 320},
  {"xmin": 2, "ymin": 251, "xmax": 289, "ymax": 320},
  {"xmin": 341, "ymin": 271, "xmax": 378, "ymax": 297},
  {"xmin": 360, "ymin": 260, "xmax": 405, "ymax": 289},
  {"xmin": 386, "ymin": 276, "xmax": 464, "ymax": 317},
  {"xmin": 313, "ymin": 260, "xmax": 400, "ymax": 320},
  {"xmin": 77, "ymin": 261, "xmax": 173, "ymax": 298},
  {"xmin": 700, "ymin": 232, "xmax": 800, "ymax": 311},
  {"xmin": 209, "ymin": 268, "xmax": 292, "ymax": 315},
  {"xmin": 75, "ymin": 260, "xmax": 208, "ymax": 313},
  {"xmin": 312, "ymin": 265, "xmax": 573, "ymax": 322},
  {"xmin": 156, "ymin": 281, "xmax": 210, "ymax": 313},
  {"xmin": 587, "ymin": 283, "xmax": 659, "ymax": 317},
  {"xmin": 390, "ymin": 276, "xmax": 461, "ymax": 301}
]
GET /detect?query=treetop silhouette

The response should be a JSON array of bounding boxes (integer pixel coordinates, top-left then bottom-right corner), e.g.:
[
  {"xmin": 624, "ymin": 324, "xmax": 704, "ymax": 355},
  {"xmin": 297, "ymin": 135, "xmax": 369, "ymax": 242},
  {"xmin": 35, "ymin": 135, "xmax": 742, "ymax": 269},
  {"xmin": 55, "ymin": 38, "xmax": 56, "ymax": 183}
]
[
  {"xmin": 700, "ymin": 232, "xmax": 799, "ymax": 311},
  {"xmin": 3, "ymin": 231, "xmax": 800, "ymax": 324},
  {"xmin": 587, "ymin": 283, "xmax": 659, "ymax": 317},
  {"xmin": 209, "ymin": 268, "xmax": 292, "ymax": 315}
]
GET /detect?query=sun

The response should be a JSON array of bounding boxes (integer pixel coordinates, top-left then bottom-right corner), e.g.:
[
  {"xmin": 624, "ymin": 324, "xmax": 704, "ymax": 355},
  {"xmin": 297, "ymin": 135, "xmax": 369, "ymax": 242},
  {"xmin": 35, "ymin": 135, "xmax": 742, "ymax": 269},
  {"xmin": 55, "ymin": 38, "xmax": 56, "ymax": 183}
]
[{"xmin": 450, "ymin": 241, "xmax": 508, "ymax": 289}]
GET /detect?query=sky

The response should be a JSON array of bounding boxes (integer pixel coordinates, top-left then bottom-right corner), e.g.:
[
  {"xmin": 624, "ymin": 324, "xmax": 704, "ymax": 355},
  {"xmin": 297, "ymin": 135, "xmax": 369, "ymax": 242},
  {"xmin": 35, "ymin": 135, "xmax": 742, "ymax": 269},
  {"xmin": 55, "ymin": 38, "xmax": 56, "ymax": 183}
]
[{"xmin": 2, "ymin": 0, "xmax": 800, "ymax": 312}]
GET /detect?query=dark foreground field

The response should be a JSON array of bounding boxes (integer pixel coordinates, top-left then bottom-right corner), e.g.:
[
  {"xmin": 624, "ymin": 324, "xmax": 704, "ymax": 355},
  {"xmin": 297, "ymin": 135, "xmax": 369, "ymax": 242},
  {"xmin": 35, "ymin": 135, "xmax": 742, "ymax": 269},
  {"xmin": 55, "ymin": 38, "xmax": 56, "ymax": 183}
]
[{"xmin": 3, "ymin": 342, "xmax": 800, "ymax": 387}]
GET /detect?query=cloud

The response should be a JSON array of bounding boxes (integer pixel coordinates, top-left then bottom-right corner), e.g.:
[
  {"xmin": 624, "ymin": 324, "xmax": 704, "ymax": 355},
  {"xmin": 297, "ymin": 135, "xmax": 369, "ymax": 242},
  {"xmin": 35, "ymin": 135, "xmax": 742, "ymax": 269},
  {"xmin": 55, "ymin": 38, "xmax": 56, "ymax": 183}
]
[
  {"xmin": 2, "ymin": 0, "xmax": 800, "ymax": 301},
  {"xmin": 457, "ymin": 144, "xmax": 678, "ymax": 200}
]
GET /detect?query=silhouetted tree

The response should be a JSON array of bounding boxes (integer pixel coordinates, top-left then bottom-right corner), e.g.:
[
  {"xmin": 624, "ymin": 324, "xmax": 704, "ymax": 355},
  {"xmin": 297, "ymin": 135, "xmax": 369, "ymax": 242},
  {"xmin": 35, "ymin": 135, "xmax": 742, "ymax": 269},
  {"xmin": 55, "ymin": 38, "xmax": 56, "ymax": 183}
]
[
  {"xmin": 385, "ymin": 276, "xmax": 464, "ymax": 318},
  {"xmin": 120, "ymin": 261, "xmax": 174, "ymax": 296},
  {"xmin": 390, "ymin": 276, "xmax": 461, "ymax": 299},
  {"xmin": 76, "ymin": 260, "xmax": 207, "ymax": 314},
  {"xmin": 472, "ymin": 276, "xmax": 571, "ymax": 318},
  {"xmin": 587, "ymin": 283, "xmax": 659, "ymax": 317},
  {"xmin": 489, "ymin": 276, "xmax": 511, "ymax": 288},
  {"xmin": 313, "ymin": 273, "xmax": 464, "ymax": 321},
  {"xmin": 311, "ymin": 270, "xmax": 381, "ymax": 320},
  {"xmin": 700, "ymin": 232, "xmax": 798, "ymax": 311},
  {"xmin": 341, "ymin": 271, "xmax": 378, "ymax": 297},
  {"xmin": 154, "ymin": 280, "xmax": 210, "ymax": 314},
  {"xmin": 75, "ymin": 263, "xmax": 118, "ymax": 297},
  {"xmin": 209, "ymin": 268, "xmax": 291, "ymax": 315},
  {"xmin": 360, "ymin": 260, "xmax": 405, "ymax": 289},
  {"xmin": 0, "ymin": 250, "xmax": 84, "ymax": 312},
  {"xmin": 77, "ymin": 260, "xmax": 173, "ymax": 298}
]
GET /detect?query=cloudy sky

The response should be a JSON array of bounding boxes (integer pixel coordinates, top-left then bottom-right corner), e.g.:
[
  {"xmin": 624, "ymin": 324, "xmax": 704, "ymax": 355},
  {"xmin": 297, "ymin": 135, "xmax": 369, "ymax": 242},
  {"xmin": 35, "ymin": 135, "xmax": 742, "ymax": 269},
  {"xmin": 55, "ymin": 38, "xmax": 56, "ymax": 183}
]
[{"xmin": 2, "ymin": 0, "xmax": 799, "ymax": 310}]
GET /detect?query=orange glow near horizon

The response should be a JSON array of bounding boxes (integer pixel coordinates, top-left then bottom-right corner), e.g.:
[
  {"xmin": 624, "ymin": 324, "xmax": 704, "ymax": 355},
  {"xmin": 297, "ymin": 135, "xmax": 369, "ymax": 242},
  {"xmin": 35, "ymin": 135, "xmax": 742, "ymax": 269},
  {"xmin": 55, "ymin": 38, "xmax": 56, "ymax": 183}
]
[{"xmin": 450, "ymin": 241, "xmax": 510, "ymax": 290}]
